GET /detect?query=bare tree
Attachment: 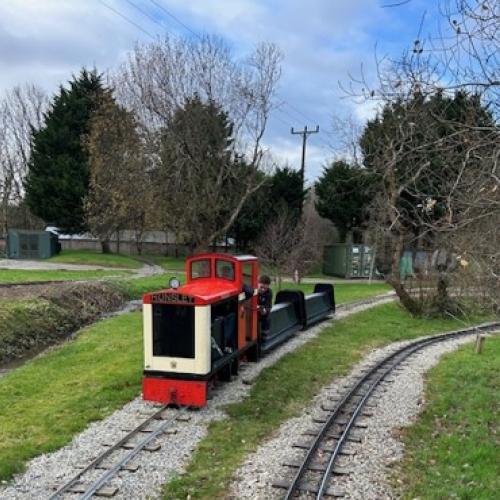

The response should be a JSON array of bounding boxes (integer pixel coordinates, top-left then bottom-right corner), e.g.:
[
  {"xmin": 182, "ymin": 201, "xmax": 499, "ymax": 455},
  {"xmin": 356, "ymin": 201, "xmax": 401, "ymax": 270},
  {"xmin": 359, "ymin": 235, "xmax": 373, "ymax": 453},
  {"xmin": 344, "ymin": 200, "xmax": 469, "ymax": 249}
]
[
  {"xmin": 113, "ymin": 35, "xmax": 282, "ymax": 251},
  {"xmin": 345, "ymin": 0, "xmax": 499, "ymax": 314},
  {"xmin": 255, "ymin": 200, "xmax": 330, "ymax": 286},
  {"xmin": 0, "ymin": 84, "xmax": 47, "ymax": 234}
]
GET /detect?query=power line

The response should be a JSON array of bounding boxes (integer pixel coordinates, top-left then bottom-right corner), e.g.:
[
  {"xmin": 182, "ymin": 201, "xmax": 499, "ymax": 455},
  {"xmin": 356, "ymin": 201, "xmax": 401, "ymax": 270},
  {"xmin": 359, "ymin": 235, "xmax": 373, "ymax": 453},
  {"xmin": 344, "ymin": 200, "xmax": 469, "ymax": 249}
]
[
  {"xmin": 283, "ymin": 100, "xmax": 317, "ymax": 125},
  {"xmin": 98, "ymin": 0, "xmax": 156, "ymax": 40},
  {"xmin": 148, "ymin": 0, "xmax": 202, "ymax": 40},
  {"xmin": 124, "ymin": 0, "xmax": 172, "ymax": 34},
  {"xmin": 276, "ymin": 106, "xmax": 332, "ymax": 150}
]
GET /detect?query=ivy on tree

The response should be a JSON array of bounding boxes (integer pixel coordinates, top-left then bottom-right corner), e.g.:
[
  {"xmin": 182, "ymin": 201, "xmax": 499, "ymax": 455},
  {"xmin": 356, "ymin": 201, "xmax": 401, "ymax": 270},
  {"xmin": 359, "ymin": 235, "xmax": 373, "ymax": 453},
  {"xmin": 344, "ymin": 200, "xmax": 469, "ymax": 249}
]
[{"xmin": 25, "ymin": 69, "xmax": 108, "ymax": 234}]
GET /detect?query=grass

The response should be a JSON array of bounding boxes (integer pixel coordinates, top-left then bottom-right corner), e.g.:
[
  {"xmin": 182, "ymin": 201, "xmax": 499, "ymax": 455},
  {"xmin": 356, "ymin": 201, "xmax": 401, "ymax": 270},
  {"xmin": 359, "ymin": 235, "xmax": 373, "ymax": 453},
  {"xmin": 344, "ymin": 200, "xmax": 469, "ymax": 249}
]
[
  {"xmin": 0, "ymin": 268, "xmax": 130, "ymax": 284},
  {"xmin": 48, "ymin": 249, "xmax": 143, "ymax": 269},
  {"xmin": 0, "ymin": 312, "xmax": 143, "ymax": 481},
  {"xmin": 398, "ymin": 334, "xmax": 500, "ymax": 500},
  {"xmin": 113, "ymin": 276, "xmax": 390, "ymax": 303},
  {"xmin": 162, "ymin": 303, "xmax": 490, "ymax": 499},
  {"xmin": 0, "ymin": 283, "xmax": 125, "ymax": 364},
  {"xmin": 114, "ymin": 274, "xmax": 183, "ymax": 300},
  {"xmin": 280, "ymin": 281, "xmax": 392, "ymax": 303},
  {"xmin": 143, "ymin": 255, "xmax": 186, "ymax": 272}
]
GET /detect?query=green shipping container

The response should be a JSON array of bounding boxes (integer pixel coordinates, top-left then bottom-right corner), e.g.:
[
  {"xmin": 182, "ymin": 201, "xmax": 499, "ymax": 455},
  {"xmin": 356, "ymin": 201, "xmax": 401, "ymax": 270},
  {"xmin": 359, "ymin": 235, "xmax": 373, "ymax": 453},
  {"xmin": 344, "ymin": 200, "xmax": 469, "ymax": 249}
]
[
  {"xmin": 7, "ymin": 229, "xmax": 60, "ymax": 259},
  {"xmin": 323, "ymin": 244, "xmax": 374, "ymax": 278}
]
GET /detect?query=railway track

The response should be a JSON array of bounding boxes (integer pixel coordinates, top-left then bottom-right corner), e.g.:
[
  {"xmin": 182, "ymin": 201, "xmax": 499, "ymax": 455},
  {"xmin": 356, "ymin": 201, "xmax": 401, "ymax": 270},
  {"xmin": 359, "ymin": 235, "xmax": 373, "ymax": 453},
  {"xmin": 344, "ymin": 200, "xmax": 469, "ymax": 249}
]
[
  {"xmin": 48, "ymin": 405, "xmax": 188, "ymax": 499},
  {"xmin": 43, "ymin": 292, "xmax": 393, "ymax": 499},
  {"xmin": 274, "ymin": 321, "xmax": 500, "ymax": 499}
]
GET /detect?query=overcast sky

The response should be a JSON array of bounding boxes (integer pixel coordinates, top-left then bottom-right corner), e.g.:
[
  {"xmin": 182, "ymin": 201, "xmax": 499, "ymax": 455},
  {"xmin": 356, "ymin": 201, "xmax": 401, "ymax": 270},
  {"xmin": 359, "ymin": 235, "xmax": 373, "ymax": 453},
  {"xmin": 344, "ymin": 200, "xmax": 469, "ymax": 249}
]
[{"xmin": 0, "ymin": 0, "xmax": 441, "ymax": 182}]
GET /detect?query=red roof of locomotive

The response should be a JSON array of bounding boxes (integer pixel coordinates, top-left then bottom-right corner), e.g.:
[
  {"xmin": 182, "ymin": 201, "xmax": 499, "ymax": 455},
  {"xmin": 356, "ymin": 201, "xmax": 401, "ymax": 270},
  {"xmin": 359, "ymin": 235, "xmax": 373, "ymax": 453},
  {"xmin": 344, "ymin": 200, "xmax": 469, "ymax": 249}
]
[{"xmin": 143, "ymin": 253, "xmax": 257, "ymax": 306}]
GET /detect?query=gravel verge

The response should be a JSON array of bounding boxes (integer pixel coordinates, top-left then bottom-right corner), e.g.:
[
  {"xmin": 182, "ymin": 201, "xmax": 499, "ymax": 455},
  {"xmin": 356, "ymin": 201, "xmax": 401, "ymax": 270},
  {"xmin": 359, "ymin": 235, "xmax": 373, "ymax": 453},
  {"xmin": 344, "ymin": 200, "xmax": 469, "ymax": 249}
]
[
  {"xmin": 0, "ymin": 295, "xmax": 394, "ymax": 500},
  {"xmin": 229, "ymin": 330, "xmax": 486, "ymax": 499}
]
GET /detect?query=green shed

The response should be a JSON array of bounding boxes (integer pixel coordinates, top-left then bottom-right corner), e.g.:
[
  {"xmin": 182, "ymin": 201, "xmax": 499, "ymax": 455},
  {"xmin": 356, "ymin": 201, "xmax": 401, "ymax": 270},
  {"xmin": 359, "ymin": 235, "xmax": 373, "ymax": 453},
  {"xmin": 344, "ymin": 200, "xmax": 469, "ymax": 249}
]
[
  {"xmin": 7, "ymin": 229, "xmax": 60, "ymax": 259},
  {"xmin": 323, "ymin": 244, "xmax": 374, "ymax": 278}
]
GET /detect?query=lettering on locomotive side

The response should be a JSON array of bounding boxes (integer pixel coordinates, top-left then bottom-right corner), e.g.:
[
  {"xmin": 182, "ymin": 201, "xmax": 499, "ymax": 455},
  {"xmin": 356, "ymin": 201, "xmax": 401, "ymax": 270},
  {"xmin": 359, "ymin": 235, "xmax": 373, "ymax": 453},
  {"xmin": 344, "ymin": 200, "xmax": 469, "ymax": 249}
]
[{"xmin": 151, "ymin": 293, "xmax": 195, "ymax": 304}]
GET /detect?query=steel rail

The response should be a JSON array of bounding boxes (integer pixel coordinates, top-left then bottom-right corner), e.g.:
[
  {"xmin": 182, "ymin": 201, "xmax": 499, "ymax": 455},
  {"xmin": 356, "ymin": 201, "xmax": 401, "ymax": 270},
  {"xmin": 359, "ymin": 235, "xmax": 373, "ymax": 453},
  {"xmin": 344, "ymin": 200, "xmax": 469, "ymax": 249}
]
[
  {"xmin": 79, "ymin": 409, "xmax": 184, "ymax": 500},
  {"xmin": 284, "ymin": 321, "xmax": 499, "ymax": 499},
  {"xmin": 48, "ymin": 404, "xmax": 171, "ymax": 500}
]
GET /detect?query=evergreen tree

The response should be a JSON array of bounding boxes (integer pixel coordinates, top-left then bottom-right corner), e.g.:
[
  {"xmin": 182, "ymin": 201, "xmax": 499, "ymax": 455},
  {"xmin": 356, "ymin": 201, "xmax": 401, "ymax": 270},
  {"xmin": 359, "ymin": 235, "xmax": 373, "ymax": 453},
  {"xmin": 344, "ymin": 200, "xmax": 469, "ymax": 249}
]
[
  {"xmin": 315, "ymin": 160, "xmax": 376, "ymax": 242},
  {"xmin": 269, "ymin": 166, "xmax": 306, "ymax": 223},
  {"xmin": 359, "ymin": 91, "xmax": 495, "ymax": 236},
  {"xmin": 156, "ymin": 95, "xmax": 237, "ymax": 250},
  {"xmin": 25, "ymin": 69, "xmax": 108, "ymax": 233},
  {"xmin": 230, "ymin": 166, "xmax": 306, "ymax": 250}
]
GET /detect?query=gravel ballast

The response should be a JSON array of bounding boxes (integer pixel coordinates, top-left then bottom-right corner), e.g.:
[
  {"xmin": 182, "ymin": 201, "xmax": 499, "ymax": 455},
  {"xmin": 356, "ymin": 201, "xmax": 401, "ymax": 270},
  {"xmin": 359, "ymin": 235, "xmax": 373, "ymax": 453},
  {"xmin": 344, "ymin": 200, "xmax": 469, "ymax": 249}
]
[
  {"xmin": 0, "ymin": 295, "xmax": 394, "ymax": 500},
  {"xmin": 230, "ymin": 332, "xmax": 484, "ymax": 499}
]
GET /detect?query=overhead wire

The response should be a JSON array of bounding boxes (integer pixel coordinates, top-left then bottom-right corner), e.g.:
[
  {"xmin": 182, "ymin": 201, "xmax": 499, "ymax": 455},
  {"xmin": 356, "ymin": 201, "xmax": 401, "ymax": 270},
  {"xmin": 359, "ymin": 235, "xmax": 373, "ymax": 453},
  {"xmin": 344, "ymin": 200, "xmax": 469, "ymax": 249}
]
[
  {"xmin": 98, "ymin": 0, "xmax": 331, "ymax": 153},
  {"xmin": 98, "ymin": 0, "xmax": 156, "ymax": 40}
]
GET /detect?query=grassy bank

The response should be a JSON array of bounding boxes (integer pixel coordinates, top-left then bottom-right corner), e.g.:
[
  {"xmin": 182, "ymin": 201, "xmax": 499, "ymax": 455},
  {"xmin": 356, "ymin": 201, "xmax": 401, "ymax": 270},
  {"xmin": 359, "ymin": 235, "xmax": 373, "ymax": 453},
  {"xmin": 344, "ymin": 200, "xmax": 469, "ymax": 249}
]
[
  {"xmin": 398, "ymin": 334, "xmax": 500, "ymax": 500},
  {"xmin": 162, "ymin": 304, "xmax": 490, "ymax": 499},
  {"xmin": 0, "ymin": 312, "xmax": 142, "ymax": 481},
  {"xmin": 0, "ymin": 283, "xmax": 125, "ymax": 364},
  {"xmin": 0, "ymin": 268, "xmax": 130, "ymax": 284}
]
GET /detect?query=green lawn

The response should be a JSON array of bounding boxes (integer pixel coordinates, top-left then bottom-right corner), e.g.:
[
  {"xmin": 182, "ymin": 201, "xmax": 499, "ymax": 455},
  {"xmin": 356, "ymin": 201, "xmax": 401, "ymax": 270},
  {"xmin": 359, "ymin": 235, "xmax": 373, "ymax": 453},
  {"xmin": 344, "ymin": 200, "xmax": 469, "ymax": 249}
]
[
  {"xmin": 0, "ymin": 312, "xmax": 143, "ymax": 480},
  {"xmin": 0, "ymin": 268, "xmax": 130, "ymax": 284},
  {"xmin": 114, "ymin": 276, "xmax": 390, "ymax": 303},
  {"xmin": 162, "ymin": 304, "xmax": 489, "ymax": 499},
  {"xmin": 48, "ymin": 249, "xmax": 143, "ymax": 269},
  {"xmin": 114, "ymin": 274, "xmax": 184, "ymax": 300},
  {"xmin": 0, "ymin": 300, "xmax": 490, "ymax": 487},
  {"xmin": 280, "ymin": 281, "xmax": 392, "ymax": 303},
  {"xmin": 143, "ymin": 255, "xmax": 186, "ymax": 272},
  {"xmin": 398, "ymin": 334, "xmax": 500, "ymax": 500}
]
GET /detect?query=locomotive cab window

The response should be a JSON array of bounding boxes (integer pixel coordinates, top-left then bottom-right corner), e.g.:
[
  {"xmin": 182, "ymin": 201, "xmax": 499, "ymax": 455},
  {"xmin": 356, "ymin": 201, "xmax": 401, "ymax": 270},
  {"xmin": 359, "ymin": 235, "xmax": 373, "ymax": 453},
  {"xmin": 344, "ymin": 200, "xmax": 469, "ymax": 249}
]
[
  {"xmin": 216, "ymin": 260, "xmax": 235, "ymax": 280},
  {"xmin": 152, "ymin": 305, "xmax": 195, "ymax": 358},
  {"xmin": 191, "ymin": 259, "xmax": 211, "ymax": 279},
  {"xmin": 242, "ymin": 263, "xmax": 253, "ymax": 287}
]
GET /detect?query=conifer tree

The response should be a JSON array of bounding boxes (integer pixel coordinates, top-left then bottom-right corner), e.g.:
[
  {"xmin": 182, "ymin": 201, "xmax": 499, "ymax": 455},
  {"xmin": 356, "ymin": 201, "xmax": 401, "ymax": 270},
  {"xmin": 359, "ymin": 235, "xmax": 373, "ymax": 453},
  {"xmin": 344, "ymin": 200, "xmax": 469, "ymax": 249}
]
[{"xmin": 25, "ymin": 69, "xmax": 107, "ymax": 233}]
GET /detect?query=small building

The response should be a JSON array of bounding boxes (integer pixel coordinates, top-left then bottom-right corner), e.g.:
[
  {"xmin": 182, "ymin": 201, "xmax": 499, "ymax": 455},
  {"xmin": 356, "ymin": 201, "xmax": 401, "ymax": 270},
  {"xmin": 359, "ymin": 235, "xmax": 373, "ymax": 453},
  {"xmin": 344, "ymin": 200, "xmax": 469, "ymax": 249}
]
[
  {"xmin": 6, "ymin": 229, "xmax": 60, "ymax": 259},
  {"xmin": 323, "ymin": 244, "xmax": 375, "ymax": 278}
]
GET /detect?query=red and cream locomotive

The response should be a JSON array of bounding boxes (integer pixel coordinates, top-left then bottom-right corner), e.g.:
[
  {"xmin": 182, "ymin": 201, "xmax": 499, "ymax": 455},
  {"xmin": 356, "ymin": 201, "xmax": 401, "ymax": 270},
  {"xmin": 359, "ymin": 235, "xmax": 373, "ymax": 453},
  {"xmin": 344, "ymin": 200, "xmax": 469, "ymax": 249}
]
[{"xmin": 142, "ymin": 253, "xmax": 334, "ymax": 407}]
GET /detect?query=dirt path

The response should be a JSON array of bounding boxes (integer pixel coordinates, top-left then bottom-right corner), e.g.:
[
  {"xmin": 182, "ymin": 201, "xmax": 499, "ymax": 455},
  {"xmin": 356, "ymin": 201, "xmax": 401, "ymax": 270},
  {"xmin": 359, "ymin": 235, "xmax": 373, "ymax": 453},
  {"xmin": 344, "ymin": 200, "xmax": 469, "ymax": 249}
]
[{"xmin": 0, "ymin": 258, "xmax": 129, "ymax": 271}]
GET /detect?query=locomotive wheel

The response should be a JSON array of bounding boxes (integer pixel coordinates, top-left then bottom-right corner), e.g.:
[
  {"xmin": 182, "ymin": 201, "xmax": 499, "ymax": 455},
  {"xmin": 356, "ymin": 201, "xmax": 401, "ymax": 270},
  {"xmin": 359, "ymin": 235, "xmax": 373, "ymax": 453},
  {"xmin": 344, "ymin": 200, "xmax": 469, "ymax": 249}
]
[
  {"xmin": 231, "ymin": 358, "xmax": 239, "ymax": 376},
  {"xmin": 220, "ymin": 363, "xmax": 232, "ymax": 382},
  {"xmin": 246, "ymin": 341, "xmax": 261, "ymax": 362}
]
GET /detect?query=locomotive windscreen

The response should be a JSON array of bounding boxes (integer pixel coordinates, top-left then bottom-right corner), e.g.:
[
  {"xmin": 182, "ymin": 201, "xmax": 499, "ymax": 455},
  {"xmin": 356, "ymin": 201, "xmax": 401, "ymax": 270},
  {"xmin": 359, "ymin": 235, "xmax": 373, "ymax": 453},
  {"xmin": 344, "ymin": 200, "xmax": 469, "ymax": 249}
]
[{"xmin": 152, "ymin": 304, "xmax": 195, "ymax": 358}]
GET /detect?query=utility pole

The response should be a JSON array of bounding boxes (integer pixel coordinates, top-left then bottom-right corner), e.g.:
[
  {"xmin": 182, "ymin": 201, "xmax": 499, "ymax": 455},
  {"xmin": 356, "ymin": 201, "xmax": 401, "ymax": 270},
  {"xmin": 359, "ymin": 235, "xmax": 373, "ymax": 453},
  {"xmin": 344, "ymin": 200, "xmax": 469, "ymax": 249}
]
[{"xmin": 291, "ymin": 125, "xmax": 319, "ymax": 187}]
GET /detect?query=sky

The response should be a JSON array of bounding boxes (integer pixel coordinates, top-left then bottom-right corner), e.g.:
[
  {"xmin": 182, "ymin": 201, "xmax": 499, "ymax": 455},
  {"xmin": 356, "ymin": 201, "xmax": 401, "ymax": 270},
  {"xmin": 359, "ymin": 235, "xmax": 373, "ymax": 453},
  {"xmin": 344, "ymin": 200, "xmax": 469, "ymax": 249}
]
[{"xmin": 0, "ymin": 0, "xmax": 443, "ymax": 182}]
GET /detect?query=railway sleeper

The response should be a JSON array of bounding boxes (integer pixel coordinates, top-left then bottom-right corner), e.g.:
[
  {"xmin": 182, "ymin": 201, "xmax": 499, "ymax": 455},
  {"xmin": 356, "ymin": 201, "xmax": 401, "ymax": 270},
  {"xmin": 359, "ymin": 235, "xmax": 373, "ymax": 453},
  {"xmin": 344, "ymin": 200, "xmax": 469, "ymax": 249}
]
[
  {"xmin": 282, "ymin": 460, "xmax": 352, "ymax": 475},
  {"xmin": 121, "ymin": 442, "xmax": 161, "ymax": 452},
  {"xmin": 95, "ymin": 462, "xmax": 140, "ymax": 472},
  {"xmin": 67, "ymin": 484, "xmax": 119, "ymax": 498},
  {"xmin": 293, "ymin": 442, "xmax": 358, "ymax": 455},
  {"xmin": 272, "ymin": 479, "xmax": 346, "ymax": 497},
  {"xmin": 301, "ymin": 429, "xmax": 363, "ymax": 440}
]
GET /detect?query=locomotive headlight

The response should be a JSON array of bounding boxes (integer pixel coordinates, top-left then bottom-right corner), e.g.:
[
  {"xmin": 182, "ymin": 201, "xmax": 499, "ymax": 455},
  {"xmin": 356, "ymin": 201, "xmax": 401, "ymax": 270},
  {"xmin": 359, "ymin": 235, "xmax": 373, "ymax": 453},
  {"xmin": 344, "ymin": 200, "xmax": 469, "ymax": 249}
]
[{"xmin": 169, "ymin": 277, "xmax": 180, "ymax": 289}]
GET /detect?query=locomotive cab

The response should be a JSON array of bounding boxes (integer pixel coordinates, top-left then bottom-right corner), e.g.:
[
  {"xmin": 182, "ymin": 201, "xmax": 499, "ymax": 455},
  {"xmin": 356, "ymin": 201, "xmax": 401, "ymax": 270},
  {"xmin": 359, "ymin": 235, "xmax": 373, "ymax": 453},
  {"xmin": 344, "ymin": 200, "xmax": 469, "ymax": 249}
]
[{"xmin": 142, "ymin": 254, "xmax": 258, "ymax": 407}]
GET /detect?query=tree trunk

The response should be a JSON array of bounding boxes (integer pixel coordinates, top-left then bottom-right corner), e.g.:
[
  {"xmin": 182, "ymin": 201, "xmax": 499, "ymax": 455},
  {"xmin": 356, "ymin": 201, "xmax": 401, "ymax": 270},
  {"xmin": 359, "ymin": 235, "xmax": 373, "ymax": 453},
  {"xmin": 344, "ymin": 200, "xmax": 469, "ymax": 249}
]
[
  {"xmin": 388, "ymin": 232, "xmax": 421, "ymax": 315},
  {"xmin": 101, "ymin": 240, "xmax": 111, "ymax": 254}
]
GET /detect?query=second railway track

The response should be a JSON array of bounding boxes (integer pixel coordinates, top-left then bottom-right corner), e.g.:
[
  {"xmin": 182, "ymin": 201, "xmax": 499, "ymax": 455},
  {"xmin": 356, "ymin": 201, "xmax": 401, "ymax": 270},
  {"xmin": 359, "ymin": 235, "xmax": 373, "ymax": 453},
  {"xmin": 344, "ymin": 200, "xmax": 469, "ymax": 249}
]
[{"xmin": 274, "ymin": 321, "xmax": 499, "ymax": 499}]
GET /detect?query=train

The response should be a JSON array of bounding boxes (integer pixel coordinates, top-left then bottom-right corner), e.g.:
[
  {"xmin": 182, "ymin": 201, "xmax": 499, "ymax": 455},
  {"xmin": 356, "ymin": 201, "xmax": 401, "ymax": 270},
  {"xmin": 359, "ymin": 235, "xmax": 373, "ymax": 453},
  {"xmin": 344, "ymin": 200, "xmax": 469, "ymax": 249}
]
[{"xmin": 142, "ymin": 253, "xmax": 335, "ymax": 407}]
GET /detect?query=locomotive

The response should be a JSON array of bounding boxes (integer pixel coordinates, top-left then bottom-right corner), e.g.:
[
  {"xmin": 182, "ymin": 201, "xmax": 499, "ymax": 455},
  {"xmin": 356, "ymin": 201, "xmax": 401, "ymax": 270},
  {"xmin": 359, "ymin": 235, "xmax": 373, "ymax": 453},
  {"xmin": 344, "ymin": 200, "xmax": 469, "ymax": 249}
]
[{"xmin": 142, "ymin": 253, "xmax": 335, "ymax": 407}]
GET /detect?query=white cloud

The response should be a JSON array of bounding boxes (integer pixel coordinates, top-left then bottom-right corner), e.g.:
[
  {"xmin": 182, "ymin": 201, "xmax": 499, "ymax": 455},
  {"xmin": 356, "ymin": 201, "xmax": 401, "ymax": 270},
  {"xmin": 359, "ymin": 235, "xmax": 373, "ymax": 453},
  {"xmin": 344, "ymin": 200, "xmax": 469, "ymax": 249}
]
[{"xmin": 0, "ymin": 0, "xmax": 419, "ymax": 180}]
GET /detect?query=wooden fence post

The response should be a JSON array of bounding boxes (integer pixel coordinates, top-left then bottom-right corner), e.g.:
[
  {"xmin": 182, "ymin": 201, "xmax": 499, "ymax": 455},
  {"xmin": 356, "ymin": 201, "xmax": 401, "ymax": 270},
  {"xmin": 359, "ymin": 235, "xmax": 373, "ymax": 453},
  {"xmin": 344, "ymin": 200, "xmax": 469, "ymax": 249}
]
[{"xmin": 475, "ymin": 334, "xmax": 485, "ymax": 354}]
